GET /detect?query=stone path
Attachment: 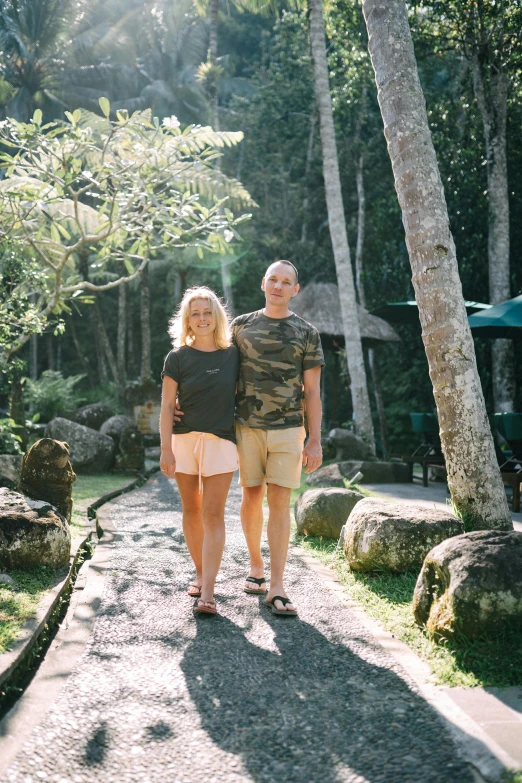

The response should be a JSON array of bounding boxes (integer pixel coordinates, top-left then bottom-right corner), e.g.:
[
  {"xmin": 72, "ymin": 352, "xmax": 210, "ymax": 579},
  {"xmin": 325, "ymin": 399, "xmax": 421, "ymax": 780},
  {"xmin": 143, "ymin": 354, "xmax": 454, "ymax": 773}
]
[{"xmin": 2, "ymin": 475, "xmax": 476, "ymax": 783}]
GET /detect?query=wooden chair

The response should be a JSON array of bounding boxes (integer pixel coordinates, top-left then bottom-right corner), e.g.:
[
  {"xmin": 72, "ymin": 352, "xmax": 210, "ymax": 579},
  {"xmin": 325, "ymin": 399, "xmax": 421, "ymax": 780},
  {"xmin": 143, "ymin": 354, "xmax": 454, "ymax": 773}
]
[{"xmin": 400, "ymin": 413, "xmax": 445, "ymax": 487}]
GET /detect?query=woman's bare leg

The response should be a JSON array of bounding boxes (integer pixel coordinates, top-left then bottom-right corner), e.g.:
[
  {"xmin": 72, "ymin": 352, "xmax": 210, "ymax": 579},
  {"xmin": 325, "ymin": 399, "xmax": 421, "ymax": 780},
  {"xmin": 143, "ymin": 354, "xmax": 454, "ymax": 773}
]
[
  {"xmin": 200, "ymin": 472, "xmax": 234, "ymax": 603},
  {"xmin": 175, "ymin": 473, "xmax": 203, "ymax": 586}
]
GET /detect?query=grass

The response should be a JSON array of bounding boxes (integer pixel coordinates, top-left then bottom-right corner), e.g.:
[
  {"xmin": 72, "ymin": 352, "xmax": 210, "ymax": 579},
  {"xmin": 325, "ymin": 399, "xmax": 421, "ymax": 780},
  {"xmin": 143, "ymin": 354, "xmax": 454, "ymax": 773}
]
[
  {"xmin": 70, "ymin": 472, "xmax": 134, "ymax": 533},
  {"xmin": 289, "ymin": 468, "xmax": 374, "ymax": 508},
  {"xmin": 0, "ymin": 472, "xmax": 134, "ymax": 655},
  {"xmin": 0, "ymin": 566, "xmax": 56, "ymax": 654},
  {"xmin": 295, "ymin": 532, "xmax": 522, "ymax": 688}
]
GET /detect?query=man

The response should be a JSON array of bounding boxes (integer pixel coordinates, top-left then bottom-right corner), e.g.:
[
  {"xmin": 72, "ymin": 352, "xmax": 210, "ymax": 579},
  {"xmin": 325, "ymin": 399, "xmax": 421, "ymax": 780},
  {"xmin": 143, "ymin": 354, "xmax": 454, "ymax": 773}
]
[{"xmin": 232, "ymin": 260, "xmax": 324, "ymax": 616}]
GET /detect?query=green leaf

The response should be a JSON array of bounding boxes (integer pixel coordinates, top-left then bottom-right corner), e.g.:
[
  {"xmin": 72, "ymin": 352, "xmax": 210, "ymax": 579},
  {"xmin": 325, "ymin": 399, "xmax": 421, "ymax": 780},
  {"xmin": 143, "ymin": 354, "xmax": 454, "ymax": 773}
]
[
  {"xmin": 73, "ymin": 109, "xmax": 81, "ymax": 124},
  {"xmin": 50, "ymin": 224, "xmax": 61, "ymax": 243},
  {"xmin": 123, "ymin": 257, "xmax": 135, "ymax": 274},
  {"xmin": 56, "ymin": 223, "xmax": 71, "ymax": 240},
  {"xmin": 99, "ymin": 97, "xmax": 111, "ymax": 118},
  {"xmin": 33, "ymin": 109, "xmax": 42, "ymax": 126}
]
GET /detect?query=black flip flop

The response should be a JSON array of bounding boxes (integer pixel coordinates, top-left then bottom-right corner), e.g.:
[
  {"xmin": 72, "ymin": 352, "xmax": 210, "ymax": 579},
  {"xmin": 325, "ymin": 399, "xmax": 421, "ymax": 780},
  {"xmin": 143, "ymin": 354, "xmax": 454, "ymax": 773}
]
[
  {"xmin": 265, "ymin": 595, "xmax": 298, "ymax": 617},
  {"xmin": 244, "ymin": 576, "xmax": 267, "ymax": 595}
]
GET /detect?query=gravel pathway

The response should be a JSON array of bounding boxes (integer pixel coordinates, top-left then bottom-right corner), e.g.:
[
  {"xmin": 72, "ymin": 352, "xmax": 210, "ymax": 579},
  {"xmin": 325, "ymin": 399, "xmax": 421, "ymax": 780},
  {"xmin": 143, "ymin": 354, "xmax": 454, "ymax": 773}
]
[{"xmin": 3, "ymin": 474, "xmax": 474, "ymax": 783}]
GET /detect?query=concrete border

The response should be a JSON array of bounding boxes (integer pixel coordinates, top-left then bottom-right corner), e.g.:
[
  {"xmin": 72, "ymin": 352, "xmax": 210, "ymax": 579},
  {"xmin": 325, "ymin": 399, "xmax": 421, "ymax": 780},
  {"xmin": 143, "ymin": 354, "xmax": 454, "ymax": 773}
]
[
  {"xmin": 0, "ymin": 524, "xmax": 93, "ymax": 695},
  {"xmin": 0, "ymin": 472, "xmax": 160, "ymax": 774},
  {"xmin": 0, "ymin": 501, "xmax": 117, "ymax": 774},
  {"xmin": 0, "ymin": 470, "xmax": 159, "ymax": 706},
  {"xmin": 294, "ymin": 546, "xmax": 519, "ymax": 783}
]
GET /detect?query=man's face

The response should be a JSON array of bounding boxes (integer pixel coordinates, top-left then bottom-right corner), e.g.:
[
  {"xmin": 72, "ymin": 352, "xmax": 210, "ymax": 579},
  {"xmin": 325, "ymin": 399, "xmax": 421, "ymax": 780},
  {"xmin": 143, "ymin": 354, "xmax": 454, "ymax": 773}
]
[{"xmin": 261, "ymin": 263, "xmax": 299, "ymax": 307}]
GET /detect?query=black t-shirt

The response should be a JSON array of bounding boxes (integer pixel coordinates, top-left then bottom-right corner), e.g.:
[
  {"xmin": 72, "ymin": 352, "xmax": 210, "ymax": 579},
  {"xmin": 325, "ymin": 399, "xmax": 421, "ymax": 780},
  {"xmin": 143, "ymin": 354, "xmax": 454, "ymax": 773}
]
[{"xmin": 161, "ymin": 345, "xmax": 239, "ymax": 443}]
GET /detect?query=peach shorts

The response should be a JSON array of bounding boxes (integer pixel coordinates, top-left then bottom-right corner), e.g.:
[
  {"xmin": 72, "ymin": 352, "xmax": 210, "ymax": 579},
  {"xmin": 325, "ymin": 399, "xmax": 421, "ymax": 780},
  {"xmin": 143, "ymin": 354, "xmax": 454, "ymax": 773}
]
[
  {"xmin": 235, "ymin": 424, "xmax": 306, "ymax": 489},
  {"xmin": 172, "ymin": 432, "xmax": 238, "ymax": 492}
]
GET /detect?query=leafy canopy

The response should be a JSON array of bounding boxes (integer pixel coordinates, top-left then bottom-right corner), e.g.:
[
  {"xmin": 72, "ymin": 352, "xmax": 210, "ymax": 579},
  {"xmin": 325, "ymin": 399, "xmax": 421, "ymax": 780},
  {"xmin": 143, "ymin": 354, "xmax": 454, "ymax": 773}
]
[{"xmin": 0, "ymin": 100, "xmax": 253, "ymax": 360}]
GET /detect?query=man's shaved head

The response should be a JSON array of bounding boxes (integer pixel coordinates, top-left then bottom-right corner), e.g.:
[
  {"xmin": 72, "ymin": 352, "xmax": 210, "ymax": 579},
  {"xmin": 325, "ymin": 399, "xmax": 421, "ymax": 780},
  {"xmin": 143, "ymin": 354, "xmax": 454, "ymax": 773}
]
[{"xmin": 265, "ymin": 260, "xmax": 298, "ymax": 284}]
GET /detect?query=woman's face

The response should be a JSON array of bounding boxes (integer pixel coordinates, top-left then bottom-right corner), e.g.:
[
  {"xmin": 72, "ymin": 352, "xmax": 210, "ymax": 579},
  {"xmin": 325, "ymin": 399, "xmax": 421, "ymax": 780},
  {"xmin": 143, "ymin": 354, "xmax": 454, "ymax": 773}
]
[{"xmin": 188, "ymin": 298, "xmax": 215, "ymax": 337}]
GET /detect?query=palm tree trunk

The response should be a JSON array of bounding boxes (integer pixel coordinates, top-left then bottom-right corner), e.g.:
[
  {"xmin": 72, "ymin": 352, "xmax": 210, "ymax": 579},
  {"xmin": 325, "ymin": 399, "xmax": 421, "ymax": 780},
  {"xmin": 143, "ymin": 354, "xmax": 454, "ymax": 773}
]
[
  {"xmin": 127, "ymin": 301, "xmax": 136, "ymax": 381},
  {"xmin": 368, "ymin": 348, "xmax": 388, "ymax": 455},
  {"xmin": 301, "ymin": 111, "xmax": 317, "ymax": 244},
  {"xmin": 93, "ymin": 298, "xmax": 119, "ymax": 384},
  {"xmin": 471, "ymin": 58, "xmax": 514, "ymax": 413},
  {"xmin": 30, "ymin": 335, "xmax": 38, "ymax": 380},
  {"xmin": 140, "ymin": 264, "xmax": 151, "ymax": 380},
  {"xmin": 308, "ymin": 0, "xmax": 375, "ymax": 454},
  {"xmin": 46, "ymin": 334, "xmax": 55, "ymax": 371},
  {"xmin": 209, "ymin": 0, "xmax": 234, "ymax": 313},
  {"xmin": 117, "ymin": 283, "xmax": 127, "ymax": 385},
  {"xmin": 354, "ymin": 153, "xmax": 366, "ymax": 308},
  {"xmin": 362, "ymin": 0, "xmax": 511, "ymax": 530},
  {"xmin": 68, "ymin": 315, "xmax": 92, "ymax": 384}
]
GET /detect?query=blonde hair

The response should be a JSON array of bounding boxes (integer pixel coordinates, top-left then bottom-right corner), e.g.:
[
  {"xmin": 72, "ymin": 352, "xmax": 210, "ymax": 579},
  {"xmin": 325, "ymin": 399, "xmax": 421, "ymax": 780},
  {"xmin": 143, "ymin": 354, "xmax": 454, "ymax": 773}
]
[{"xmin": 168, "ymin": 286, "xmax": 231, "ymax": 349}]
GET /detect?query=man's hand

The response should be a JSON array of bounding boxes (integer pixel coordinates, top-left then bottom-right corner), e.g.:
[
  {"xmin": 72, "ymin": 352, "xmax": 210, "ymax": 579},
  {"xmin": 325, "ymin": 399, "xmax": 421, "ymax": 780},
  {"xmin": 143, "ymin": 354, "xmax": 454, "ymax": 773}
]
[
  {"xmin": 173, "ymin": 398, "xmax": 184, "ymax": 424},
  {"xmin": 160, "ymin": 450, "xmax": 176, "ymax": 479},
  {"xmin": 303, "ymin": 439, "xmax": 322, "ymax": 473}
]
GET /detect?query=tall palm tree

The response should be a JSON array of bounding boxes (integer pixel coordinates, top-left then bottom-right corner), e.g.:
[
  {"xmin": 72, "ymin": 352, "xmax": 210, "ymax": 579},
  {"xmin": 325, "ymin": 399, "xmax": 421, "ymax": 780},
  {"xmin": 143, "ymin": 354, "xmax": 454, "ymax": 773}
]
[
  {"xmin": 307, "ymin": 0, "xmax": 376, "ymax": 453},
  {"xmin": 63, "ymin": 0, "xmax": 209, "ymax": 123},
  {"xmin": 194, "ymin": 0, "xmax": 268, "ymax": 312},
  {"xmin": 0, "ymin": 0, "xmax": 81, "ymax": 121},
  {"xmin": 362, "ymin": 0, "xmax": 511, "ymax": 530}
]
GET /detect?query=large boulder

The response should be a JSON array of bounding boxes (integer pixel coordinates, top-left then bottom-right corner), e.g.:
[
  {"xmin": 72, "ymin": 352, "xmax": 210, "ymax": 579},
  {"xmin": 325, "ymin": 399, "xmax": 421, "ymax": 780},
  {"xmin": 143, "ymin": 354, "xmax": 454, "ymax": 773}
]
[
  {"xmin": 0, "ymin": 454, "xmax": 23, "ymax": 488},
  {"xmin": 18, "ymin": 438, "xmax": 76, "ymax": 521},
  {"xmin": 100, "ymin": 415, "xmax": 134, "ymax": 444},
  {"xmin": 338, "ymin": 460, "xmax": 410, "ymax": 484},
  {"xmin": 343, "ymin": 498, "xmax": 463, "ymax": 573},
  {"xmin": 328, "ymin": 429, "xmax": 371, "ymax": 461},
  {"xmin": 70, "ymin": 402, "xmax": 114, "ymax": 431},
  {"xmin": 305, "ymin": 463, "xmax": 345, "ymax": 488},
  {"xmin": 45, "ymin": 418, "xmax": 115, "ymax": 473},
  {"xmin": 320, "ymin": 436, "xmax": 336, "ymax": 462},
  {"xmin": 0, "ymin": 487, "xmax": 71, "ymax": 569},
  {"xmin": 100, "ymin": 416, "xmax": 145, "ymax": 472},
  {"xmin": 413, "ymin": 531, "xmax": 522, "ymax": 639},
  {"xmin": 295, "ymin": 488, "xmax": 363, "ymax": 539}
]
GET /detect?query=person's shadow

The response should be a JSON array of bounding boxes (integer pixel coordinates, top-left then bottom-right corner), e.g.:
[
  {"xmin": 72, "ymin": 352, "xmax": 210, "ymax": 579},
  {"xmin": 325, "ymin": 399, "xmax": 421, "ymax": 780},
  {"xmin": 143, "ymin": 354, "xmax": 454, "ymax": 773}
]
[{"xmin": 181, "ymin": 610, "xmax": 474, "ymax": 782}]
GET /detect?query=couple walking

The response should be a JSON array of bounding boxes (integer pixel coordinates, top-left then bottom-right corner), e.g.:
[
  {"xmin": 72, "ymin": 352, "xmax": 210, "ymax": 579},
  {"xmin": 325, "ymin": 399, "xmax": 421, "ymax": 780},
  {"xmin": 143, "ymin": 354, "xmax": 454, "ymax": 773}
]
[{"xmin": 159, "ymin": 260, "xmax": 324, "ymax": 616}]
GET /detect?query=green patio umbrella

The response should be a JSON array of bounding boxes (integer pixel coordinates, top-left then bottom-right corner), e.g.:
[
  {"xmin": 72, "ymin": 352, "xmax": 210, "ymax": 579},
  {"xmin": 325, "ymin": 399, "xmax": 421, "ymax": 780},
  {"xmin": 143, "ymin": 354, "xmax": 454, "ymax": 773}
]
[
  {"xmin": 370, "ymin": 300, "xmax": 490, "ymax": 325},
  {"xmin": 468, "ymin": 294, "xmax": 522, "ymax": 339}
]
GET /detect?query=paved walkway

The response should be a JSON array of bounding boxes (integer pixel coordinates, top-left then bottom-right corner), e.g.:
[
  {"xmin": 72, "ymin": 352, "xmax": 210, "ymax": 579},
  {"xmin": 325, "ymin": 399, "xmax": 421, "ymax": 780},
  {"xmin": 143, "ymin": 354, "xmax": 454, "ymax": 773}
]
[
  {"xmin": 1, "ymin": 476, "xmax": 482, "ymax": 782},
  {"xmin": 366, "ymin": 481, "xmax": 522, "ymax": 532}
]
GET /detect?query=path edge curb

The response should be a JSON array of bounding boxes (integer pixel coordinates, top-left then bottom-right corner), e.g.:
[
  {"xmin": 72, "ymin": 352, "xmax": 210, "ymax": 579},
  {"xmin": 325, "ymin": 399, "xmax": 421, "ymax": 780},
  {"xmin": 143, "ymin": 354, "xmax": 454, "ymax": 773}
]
[
  {"xmin": 294, "ymin": 546, "xmax": 518, "ymax": 783},
  {"xmin": 0, "ymin": 467, "xmax": 159, "ymax": 699}
]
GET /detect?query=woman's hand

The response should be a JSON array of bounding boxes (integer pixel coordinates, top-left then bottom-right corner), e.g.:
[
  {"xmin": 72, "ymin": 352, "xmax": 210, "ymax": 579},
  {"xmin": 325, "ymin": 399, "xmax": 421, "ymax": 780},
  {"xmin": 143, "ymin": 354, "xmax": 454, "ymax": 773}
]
[{"xmin": 160, "ymin": 450, "xmax": 176, "ymax": 479}]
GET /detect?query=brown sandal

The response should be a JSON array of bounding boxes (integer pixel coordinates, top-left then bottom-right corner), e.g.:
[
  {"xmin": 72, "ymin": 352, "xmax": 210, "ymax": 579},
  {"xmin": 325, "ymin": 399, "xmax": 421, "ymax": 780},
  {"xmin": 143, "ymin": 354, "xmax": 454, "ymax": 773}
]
[
  {"xmin": 187, "ymin": 582, "xmax": 202, "ymax": 597},
  {"xmin": 193, "ymin": 599, "xmax": 217, "ymax": 615}
]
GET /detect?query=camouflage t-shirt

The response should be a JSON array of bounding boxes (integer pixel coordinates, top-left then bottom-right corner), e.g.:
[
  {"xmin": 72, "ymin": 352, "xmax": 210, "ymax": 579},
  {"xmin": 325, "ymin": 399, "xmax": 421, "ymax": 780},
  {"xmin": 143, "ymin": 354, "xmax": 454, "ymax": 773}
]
[{"xmin": 231, "ymin": 310, "xmax": 325, "ymax": 429}]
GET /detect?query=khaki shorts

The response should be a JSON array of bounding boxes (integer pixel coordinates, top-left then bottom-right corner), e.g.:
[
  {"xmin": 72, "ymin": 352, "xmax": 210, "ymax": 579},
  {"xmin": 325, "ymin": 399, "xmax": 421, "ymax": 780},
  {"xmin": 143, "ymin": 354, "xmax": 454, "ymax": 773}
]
[
  {"xmin": 172, "ymin": 432, "xmax": 238, "ymax": 492},
  {"xmin": 235, "ymin": 424, "xmax": 306, "ymax": 489}
]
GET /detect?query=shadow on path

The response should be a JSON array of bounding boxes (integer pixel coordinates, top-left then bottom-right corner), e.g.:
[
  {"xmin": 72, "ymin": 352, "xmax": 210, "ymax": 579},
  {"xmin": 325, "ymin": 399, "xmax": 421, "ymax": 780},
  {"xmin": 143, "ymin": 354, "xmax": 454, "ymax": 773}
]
[{"xmin": 181, "ymin": 610, "xmax": 473, "ymax": 783}]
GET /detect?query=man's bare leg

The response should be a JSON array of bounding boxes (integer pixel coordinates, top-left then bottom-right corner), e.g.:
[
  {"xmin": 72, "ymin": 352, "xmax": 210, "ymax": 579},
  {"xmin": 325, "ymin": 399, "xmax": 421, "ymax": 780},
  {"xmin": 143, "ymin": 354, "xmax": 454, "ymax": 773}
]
[
  {"xmin": 241, "ymin": 484, "xmax": 266, "ymax": 591},
  {"xmin": 265, "ymin": 483, "xmax": 296, "ymax": 612}
]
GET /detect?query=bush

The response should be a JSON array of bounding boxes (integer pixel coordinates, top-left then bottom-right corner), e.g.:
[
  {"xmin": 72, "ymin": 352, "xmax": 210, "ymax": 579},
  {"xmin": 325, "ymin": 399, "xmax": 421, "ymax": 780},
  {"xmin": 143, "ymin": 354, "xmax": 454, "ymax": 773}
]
[
  {"xmin": 24, "ymin": 371, "xmax": 86, "ymax": 423},
  {"xmin": 0, "ymin": 417, "xmax": 22, "ymax": 454}
]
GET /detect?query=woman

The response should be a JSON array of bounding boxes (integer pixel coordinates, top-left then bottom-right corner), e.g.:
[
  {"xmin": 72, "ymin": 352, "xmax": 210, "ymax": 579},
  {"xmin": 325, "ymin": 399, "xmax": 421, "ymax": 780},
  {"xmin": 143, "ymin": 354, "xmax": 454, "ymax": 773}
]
[{"xmin": 159, "ymin": 286, "xmax": 239, "ymax": 615}]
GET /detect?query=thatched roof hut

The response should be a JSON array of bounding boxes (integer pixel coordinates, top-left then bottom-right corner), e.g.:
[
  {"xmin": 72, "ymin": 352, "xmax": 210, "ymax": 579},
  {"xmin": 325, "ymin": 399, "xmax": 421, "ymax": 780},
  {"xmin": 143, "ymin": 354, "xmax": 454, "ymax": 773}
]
[{"xmin": 292, "ymin": 282, "xmax": 400, "ymax": 348}]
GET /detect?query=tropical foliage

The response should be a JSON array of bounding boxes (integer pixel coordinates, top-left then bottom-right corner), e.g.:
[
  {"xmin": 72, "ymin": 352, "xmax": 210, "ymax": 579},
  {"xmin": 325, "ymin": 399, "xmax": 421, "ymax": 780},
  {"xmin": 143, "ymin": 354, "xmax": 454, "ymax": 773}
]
[
  {"xmin": 0, "ymin": 0, "xmax": 521, "ymax": 454},
  {"xmin": 0, "ymin": 101, "xmax": 252, "ymax": 361}
]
